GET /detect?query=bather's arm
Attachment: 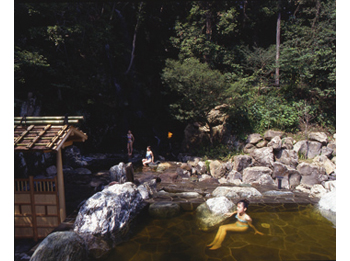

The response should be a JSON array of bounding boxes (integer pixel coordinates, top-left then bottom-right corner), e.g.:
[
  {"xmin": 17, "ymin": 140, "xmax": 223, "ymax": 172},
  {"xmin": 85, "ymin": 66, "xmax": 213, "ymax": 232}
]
[
  {"xmin": 225, "ymin": 211, "xmax": 237, "ymax": 217},
  {"xmin": 246, "ymin": 218, "xmax": 264, "ymax": 235}
]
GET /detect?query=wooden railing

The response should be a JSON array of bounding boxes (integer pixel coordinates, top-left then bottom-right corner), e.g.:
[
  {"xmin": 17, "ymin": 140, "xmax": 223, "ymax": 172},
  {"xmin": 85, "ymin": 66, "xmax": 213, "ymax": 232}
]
[{"xmin": 14, "ymin": 176, "xmax": 60, "ymax": 241}]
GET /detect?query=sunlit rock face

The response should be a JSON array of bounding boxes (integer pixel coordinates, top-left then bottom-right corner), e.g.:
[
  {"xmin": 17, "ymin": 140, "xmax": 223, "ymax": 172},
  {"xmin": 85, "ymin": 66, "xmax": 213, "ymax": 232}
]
[
  {"xmin": 195, "ymin": 196, "xmax": 236, "ymax": 231},
  {"xmin": 73, "ymin": 182, "xmax": 147, "ymax": 259}
]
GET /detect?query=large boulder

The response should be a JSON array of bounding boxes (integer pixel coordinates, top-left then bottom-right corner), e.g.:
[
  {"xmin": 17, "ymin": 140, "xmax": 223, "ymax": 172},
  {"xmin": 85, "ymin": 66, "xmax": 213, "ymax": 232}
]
[
  {"xmin": 212, "ymin": 186, "xmax": 263, "ymax": 198},
  {"xmin": 109, "ymin": 162, "xmax": 134, "ymax": 184},
  {"xmin": 251, "ymin": 147, "xmax": 274, "ymax": 167},
  {"xmin": 226, "ymin": 170, "xmax": 242, "ymax": 182},
  {"xmin": 243, "ymin": 143, "xmax": 257, "ymax": 154},
  {"xmin": 30, "ymin": 231, "xmax": 88, "ymax": 261},
  {"xmin": 317, "ymin": 189, "xmax": 336, "ymax": 226},
  {"xmin": 313, "ymin": 155, "xmax": 336, "ymax": 175},
  {"xmin": 297, "ymin": 162, "xmax": 328, "ymax": 186},
  {"xmin": 246, "ymin": 133, "xmax": 263, "ymax": 144},
  {"xmin": 264, "ymin": 130, "xmax": 285, "ymax": 141},
  {"xmin": 209, "ymin": 160, "xmax": 226, "ymax": 179},
  {"xmin": 195, "ymin": 196, "xmax": 235, "ymax": 231},
  {"xmin": 308, "ymin": 132, "xmax": 328, "ymax": 145},
  {"xmin": 272, "ymin": 162, "xmax": 301, "ymax": 189},
  {"xmin": 73, "ymin": 182, "xmax": 147, "ymax": 259},
  {"xmin": 243, "ymin": 166, "xmax": 273, "ymax": 185},
  {"xmin": 274, "ymin": 149, "xmax": 299, "ymax": 168},
  {"xmin": 267, "ymin": 136, "xmax": 282, "ymax": 150},
  {"xmin": 233, "ymin": 155, "xmax": 252, "ymax": 172},
  {"xmin": 281, "ymin": 137, "xmax": 294, "ymax": 150},
  {"xmin": 327, "ymin": 141, "xmax": 336, "ymax": 156},
  {"xmin": 207, "ymin": 104, "xmax": 229, "ymax": 126},
  {"xmin": 293, "ymin": 140, "xmax": 322, "ymax": 159},
  {"xmin": 321, "ymin": 146, "xmax": 334, "ymax": 159}
]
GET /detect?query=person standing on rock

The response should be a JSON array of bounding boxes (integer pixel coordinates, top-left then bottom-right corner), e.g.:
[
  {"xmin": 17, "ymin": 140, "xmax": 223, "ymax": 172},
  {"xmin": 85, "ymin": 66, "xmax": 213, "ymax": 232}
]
[
  {"xmin": 127, "ymin": 130, "xmax": 135, "ymax": 156},
  {"xmin": 142, "ymin": 146, "xmax": 154, "ymax": 166},
  {"xmin": 207, "ymin": 199, "xmax": 264, "ymax": 250}
]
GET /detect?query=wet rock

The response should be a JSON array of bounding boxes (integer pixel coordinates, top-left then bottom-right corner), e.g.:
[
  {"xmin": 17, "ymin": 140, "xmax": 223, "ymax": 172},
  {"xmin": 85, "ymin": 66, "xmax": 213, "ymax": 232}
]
[
  {"xmin": 73, "ymin": 182, "xmax": 146, "ymax": 259},
  {"xmin": 158, "ymin": 172, "xmax": 178, "ymax": 183},
  {"xmin": 157, "ymin": 162, "xmax": 171, "ymax": 172},
  {"xmin": 195, "ymin": 196, "xmax": 235, "ymax": 231},
  {"xmin": 30, "ymin": 231, "xmax": 88, "ymax": 261},
  {"xmin": 109, "ymin": 162, "xmax": 134, "ymax": 184},
  {"xmin": 148, "ymin": 202, "xmax": 181, "ymax": 219},
  {"xmin": 75, "ymin": 168, "xmax": 92, "ymax": 175}
]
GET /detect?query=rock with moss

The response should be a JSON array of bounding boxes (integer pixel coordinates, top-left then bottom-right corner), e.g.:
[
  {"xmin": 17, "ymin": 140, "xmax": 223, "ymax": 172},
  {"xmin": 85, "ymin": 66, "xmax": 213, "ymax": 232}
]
[
  {"xmin": 149, "ymin": 202, "xmax": 181, "ymax": 218},
  {"xmin": 30, "ymin": 231, "xmax": 88, "ymax": 261}
]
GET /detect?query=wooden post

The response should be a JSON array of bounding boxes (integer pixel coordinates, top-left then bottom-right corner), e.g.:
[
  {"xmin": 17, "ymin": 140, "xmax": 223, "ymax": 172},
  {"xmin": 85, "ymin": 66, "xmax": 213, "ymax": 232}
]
[
  {"xmin": 29, "ymin": 176, "xmax": 38, "ymax": 241},
  {"xmin": 56, "ymin": 148, "xmax": 66, "ymax": 222}
]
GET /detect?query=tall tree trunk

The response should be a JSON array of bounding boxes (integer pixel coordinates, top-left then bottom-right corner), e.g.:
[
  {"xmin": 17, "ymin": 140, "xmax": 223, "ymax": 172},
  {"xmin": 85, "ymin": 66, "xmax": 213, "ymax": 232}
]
[
  {"xmin": 204, "ymin": 3, "xmax": 212, "ymax": 63},
  {"xmin": 125, "ymin": 2, "xmax": 144, "ymax": 75},
  {"xmin": 275, "ymin": 6, "xmax": 281, "ymax": 87}
]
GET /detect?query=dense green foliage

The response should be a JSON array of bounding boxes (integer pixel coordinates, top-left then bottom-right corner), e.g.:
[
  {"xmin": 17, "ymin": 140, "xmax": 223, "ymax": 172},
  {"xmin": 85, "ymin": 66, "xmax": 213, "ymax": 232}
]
[{"xmin": 14, "ymin": 1, "xmax": 336, "ymax": 152}]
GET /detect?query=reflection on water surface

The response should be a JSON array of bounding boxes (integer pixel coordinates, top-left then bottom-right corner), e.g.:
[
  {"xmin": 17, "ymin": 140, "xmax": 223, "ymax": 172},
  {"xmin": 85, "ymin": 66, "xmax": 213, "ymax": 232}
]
[{"xmin": 106, "ymin": 204, "xmax": 336, "ymax": 261}]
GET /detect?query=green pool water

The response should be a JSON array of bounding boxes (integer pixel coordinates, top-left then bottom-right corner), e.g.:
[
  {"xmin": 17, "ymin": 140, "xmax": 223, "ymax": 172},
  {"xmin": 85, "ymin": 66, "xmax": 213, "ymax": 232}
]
[{"xmin": 106, "ymin": 203, "xmax": 336, "ymax": 261}]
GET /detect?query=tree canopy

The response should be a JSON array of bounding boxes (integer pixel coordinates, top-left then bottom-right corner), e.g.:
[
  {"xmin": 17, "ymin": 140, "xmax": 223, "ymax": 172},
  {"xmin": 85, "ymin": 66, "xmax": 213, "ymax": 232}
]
[{"xmin": 14, "ymin": 1, "xmax": 336, "ymax": 152}]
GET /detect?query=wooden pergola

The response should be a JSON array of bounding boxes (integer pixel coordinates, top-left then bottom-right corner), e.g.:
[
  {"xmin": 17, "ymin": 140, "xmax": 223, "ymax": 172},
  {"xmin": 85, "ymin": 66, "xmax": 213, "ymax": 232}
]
[{"xmin": 14, "ymin": 116, "xmax": 88, "ymax": 224}]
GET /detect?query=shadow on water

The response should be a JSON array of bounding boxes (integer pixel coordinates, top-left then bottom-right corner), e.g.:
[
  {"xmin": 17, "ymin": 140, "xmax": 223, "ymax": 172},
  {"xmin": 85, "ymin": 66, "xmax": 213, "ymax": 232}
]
[{"xmin": 104, "ymin": 204, "xmax": 336, "ymax": 261}]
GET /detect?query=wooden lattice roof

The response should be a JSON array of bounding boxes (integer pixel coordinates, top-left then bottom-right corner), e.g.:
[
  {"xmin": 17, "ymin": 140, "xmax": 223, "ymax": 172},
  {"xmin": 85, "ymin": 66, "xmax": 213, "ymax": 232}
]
[{"xmin": 14, "ymin": 116, "xmax": 88, "ymax": 152}]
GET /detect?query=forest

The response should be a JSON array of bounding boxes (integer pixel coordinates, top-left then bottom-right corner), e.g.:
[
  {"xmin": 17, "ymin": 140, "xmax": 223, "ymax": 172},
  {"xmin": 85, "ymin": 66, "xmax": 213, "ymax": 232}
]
[{"xmin": 14, "ymin": 0, "xmax": 336, "ymax": 155}]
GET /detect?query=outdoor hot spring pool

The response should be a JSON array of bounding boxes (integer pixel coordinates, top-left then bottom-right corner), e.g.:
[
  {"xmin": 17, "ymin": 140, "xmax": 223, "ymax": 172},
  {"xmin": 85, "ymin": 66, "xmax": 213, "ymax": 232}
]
[{"xmin": 105, "ymin": 203, "xmax": 336, "ymax": 261}]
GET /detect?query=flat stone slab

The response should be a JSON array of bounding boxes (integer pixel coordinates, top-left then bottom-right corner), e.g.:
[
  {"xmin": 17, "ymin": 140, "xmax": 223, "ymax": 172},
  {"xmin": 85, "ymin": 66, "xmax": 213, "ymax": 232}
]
[{"xmin": 262, "ymin": 190, "xmax": 294, "ymax": 197}]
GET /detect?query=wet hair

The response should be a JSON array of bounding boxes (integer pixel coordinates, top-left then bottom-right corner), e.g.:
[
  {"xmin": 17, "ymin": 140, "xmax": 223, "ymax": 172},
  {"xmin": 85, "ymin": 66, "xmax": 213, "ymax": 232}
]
[{"xmin": 237, "ymin": 199, "xmax": 249, "ymax": 209}]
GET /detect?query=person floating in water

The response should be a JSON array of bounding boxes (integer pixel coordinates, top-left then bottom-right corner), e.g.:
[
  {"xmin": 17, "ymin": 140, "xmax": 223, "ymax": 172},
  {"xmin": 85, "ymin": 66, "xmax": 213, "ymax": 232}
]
[
  {"xmin": 207, "ymin": 199, "xmax": 264, "ymax": 250},
  {"xmin": 142, "ymin": 146, "xmax": 154, "ymax": 166},
  {"xmin": 126, "ymin": 130, "xmax": 135, "ymax": 156}
]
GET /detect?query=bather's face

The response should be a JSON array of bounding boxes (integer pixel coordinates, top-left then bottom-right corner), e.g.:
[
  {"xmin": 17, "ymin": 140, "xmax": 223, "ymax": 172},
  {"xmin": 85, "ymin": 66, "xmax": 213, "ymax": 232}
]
[{"xmin": 237, "ymin": 203, "xmax": 246, "ymax": 214}]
